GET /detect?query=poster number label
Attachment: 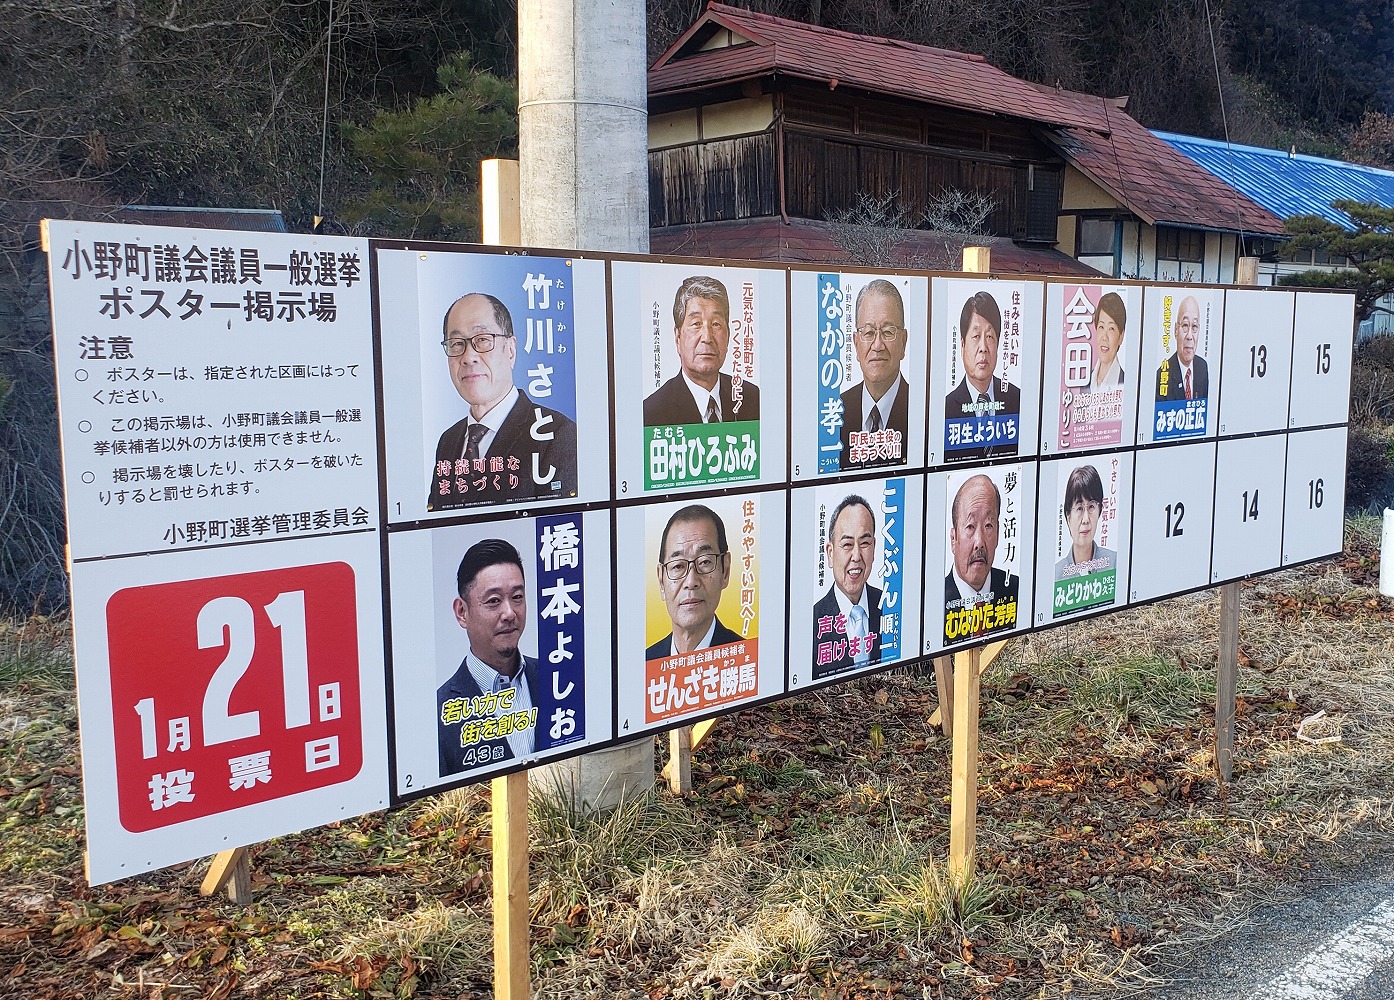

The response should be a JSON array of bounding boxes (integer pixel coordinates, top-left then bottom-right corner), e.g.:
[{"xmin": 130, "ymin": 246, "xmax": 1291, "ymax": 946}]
[
  {"xmin": 1164, "ymin": 501, "xmax": 1186, "ymax": 538},
  {"xmin": 106, "ymin": 563, "xmax": 364, "ymax": 832}
]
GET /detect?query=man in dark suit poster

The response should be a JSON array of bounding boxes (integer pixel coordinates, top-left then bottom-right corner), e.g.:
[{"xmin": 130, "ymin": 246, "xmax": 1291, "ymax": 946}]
[
  {"xmin": 646, "ymin": 504, "xmax": 740, "ymax": 659},
  {"xmin": 944, "ymin": 474, "xmax": 1019, "ymax": 644},
  {"xmin": 944, "ymin": 290, "xmax": 1021, "ymax": 461},
  {"xmin": 437, "ymin": 539, "xmax": 542, "ymax": 777},
  {"xmin": 427, "ymin": 293, "xmax": 577, "ymax": 510},
  {"xmin": 1154, "ymin": 294, "xmax": 1209, "ymax": 402},
  {"xmin": 839, "ymin": 280, "xmax": 909, "ymax": 469},
  {"xmin": 643, "ymin": 275, "xmax": 761, "ymax": 426},
  {"xmin": 813, "ymin": 496, "xmax": 883, "ymax": 679}
]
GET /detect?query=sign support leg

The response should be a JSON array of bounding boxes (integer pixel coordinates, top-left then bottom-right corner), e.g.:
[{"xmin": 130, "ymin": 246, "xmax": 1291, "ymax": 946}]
[
  {"xmin": 948, "ymin": 646, "xmax": 982, "ymax": 882},
  {"xmin": 1216, "ymin": 582, "xmax": 1240, "ymax": 784},
  {"xmin": 492, "ymin": 770, "xmax": 530, "ymax": 1000},
  {"xmin": 200, "ymin": 848, "xmax": 252, "ymax": 905},
  {"xmin": 932, "ymin": 654, "xmax": 954, "ymax": 736},
  {"xmin": 666, "ymin": 727, "xmax": 693, "ymax": 794}
]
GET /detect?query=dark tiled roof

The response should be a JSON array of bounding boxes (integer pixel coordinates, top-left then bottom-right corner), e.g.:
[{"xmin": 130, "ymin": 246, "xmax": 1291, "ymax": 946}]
[
  {"xmin": 650, "ymin": 217, "xmax": 1102, "ymax": 276},
  {"xmin": 652, "ymin": 3, "xmax": 1111, "ymax": 132},
  {"xmin": 651, "ymin": 3, "xmax": 1284, "ymax": 237},
  {"xmin": 1046, "ymin": 106, "xmax": 1285, "ymax": 235}
]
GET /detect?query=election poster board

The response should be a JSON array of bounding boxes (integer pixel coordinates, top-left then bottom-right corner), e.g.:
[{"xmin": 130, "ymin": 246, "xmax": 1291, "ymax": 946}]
[
  {"xmin": 788, "ymin": 270, "xmax": 929, "ymax": 479},
  {"xmin": 927, "ymin": 463, "xmax": 1037, "ymax": 653},
  {"xmin": 1039, "ymin": 283, "xmax": 1143, "ymax": 455},
  {"xmin": 384, "ymin": 512, "xmax": 613, "ymax": 797},
  {"xmin": 47, "ymin": 220, "xmax": 389, "ymax": 884},
  {"xmin": 613, "ymin": 493, "xmax": 787, "ymax": 736},
  {"xmin": 1138, "ymin": 286, "xmax": 1224, "ymax": 445},
  {"xmin": 1216, "ymin": 289, "xmax": 1294, "ymax": 437},
  {"xmin": 46, "ymin": 217, "xmax": 1356, "ymax": 884},
  {"xmin": 375, "ymin": 246, "xmax": 611, "ymax": 521},
  {"xmin": 787, "ymin": 478, "xmax": 925, "ymax": 690},
  {"xmin": 1034, "ymin": 453, "xmax": 1134, "ymax": 623},
  {"xmin": 929, "ymin": 278, "xmax": 1043, "ymax": 465},
  {"xmin": 611, "ymin": 261, "xmax": 788, "ymax": 496}
]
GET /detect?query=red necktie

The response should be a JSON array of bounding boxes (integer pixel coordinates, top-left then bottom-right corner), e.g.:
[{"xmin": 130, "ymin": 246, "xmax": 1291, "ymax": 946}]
[{"xmin": 1184, "ymin": 368, "xmax": 1192, "ymax": 400}]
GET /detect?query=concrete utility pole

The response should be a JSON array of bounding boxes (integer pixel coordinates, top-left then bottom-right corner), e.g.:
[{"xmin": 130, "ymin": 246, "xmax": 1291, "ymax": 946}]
[
  {"xmin": 518, "ymin": 0, "xmax": 651, "ymax": 253},
  {"xmin": 518, "ymin": 0, "xmax": 654, "ymax": 809}
]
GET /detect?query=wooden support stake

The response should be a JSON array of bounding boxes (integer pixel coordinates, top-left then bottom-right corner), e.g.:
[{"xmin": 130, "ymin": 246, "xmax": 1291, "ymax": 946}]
[
  {"xmin": 492, "ymin": 770, "xmax": 530, "ymax": 1000},
  {"xmin": 948, "ymin": 646, "xmax": 983, "ymax": 883},
  {"xmin": 932, "ymin": 654, "xmax": 954, "ymax": 736},
  {"xmin": 666, "ymin": 727, "xmax": 693, "ymax": 794},
  {"xmin": 962, "ymin": 246, "xmax": 991, "ymax": 274},
  {"xmin": 660, "ymin": 718, "xmax": 717, "ymax": 787},
  {"xmin": 481, "ymin": 158, "xmax": 522, "ymax": 245},
  {"xmin": 200, "ymin": 847, "xmax": 252, "ymax": 905},
  {"xmin": 1216, "ymin": 582, "xmax": 1240, "ymax": 785},
  {"xmin": 1236, "ymin": 255, "xmax": 1259, "ymax": 287}
]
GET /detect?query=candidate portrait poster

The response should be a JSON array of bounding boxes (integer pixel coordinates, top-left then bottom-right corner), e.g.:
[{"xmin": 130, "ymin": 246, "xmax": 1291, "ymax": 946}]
[
  {"xmin": 788, "ymin": 270, "xmax": 928, "ymax": 478},
  {"xmin": 1035, "ymin": 454, "xmax": 1134, "ymax": 622},
  {"xmin": 1041, "ymin": 283, "xmax": 1143, "ymax": 454},
  {"xmin": 610, "ymin": 261, "xmax": 788, "ymax": 497},
  {"xmin": 788, "ymin": 478, "xmax": 924, "ymax": 690},
  {"xmin": 932, "ymin": 278, "xmax": 1042, "ymax": 464},
  {"xmin": 1139, "ymin": 285, "xmax": 1224, "ymax": 444},
  {"xmin": 937, "ymin": 464, "xmax": 1032, "ymax": 647},
  {"xmin": 385, "ymin": 512, "xmax": 613, "ymax": 798},
  {"xmin": 374, "ymin": 246, "xmax": 611, "ymax": 523},
  {"xmin": 613, "ymin": 494, "xmax": 787, "ymax": 735}
]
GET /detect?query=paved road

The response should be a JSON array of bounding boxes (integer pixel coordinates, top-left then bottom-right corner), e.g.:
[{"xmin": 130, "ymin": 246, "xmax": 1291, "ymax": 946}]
[{"xmin": 1145, "ymin": 852, "xmax": 1394, "ymax": 1000}]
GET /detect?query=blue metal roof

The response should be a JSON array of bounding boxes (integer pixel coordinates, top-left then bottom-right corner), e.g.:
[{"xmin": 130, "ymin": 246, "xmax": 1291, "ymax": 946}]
[{"xmin": 1154, "ymin": 131, "xmax": 1394, "ymax": 230}]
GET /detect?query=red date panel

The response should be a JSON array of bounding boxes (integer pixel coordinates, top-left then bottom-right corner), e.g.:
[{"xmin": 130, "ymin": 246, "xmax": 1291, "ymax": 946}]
[{"xmin": 106, "ymin": 563, "xmax": 363, "ymax": 832}]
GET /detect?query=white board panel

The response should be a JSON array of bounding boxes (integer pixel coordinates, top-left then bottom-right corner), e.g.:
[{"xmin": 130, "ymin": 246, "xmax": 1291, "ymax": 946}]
[
  {"xmin": 1129, "ymin": 442, "xmax": 1217, "ymax": 602},
  {"xmin": 1216, "ymin": 289, "xmax": 1294, "ymax": 436},
  {"xmin": 1288, "ymin": 292, "xmax": 1356, "ymax": 429},
  {"xmin": 1282, "ymin": 426, "xmax": 1348, "ymax": 565},
  {"xmin": 1212, "ymin": 436, "xmax": 1288, "ymax": 582}
]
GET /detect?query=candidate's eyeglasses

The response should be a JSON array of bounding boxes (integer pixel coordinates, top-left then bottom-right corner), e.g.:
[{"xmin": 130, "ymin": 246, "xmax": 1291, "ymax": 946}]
[
  {"xmin": 442, "ymin": 333, "xmax": 511, "ymax": 356},
  {"xmin": 1068, "ymin": 500, "xmax": 1102, "ymax": 519},
  {"xmin": 854, "ymin": 324, "xmax": 904, "ymax": 345},
  {"xmin": 660, "ymin": 552, "xmax": 727, "ymax": 581}
]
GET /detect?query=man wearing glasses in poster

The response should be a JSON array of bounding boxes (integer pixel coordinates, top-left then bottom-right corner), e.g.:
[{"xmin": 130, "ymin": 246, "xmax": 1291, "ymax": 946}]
[
  {"xmin": 645, "ymin": 504, "xmax": 740, "ymax": 660},
  {"xmin": 427, "ymin": 292, "xmax": 578, "ymax": 510},
  {"xmin": 839, "ymin": 279, "xmax": 910, "ymax": 469}
]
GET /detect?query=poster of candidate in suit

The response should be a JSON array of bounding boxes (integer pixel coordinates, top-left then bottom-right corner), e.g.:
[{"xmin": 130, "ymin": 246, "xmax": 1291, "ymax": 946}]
[
  {"xmin": 931, "ymin": 278, "xmax": 1042, "ymax": 465},
  {"xmin": 787, "ymin": 477, "xmax": 924, "ymax": 690},
  {"xmin": 788, "ymin": 271, "xmax": 928, "ymax": 478},
  {"xmin": 610, "ymin": 261, "xmax": 788, "ymax": 497},
  {"xmin": 384, "ymin": 512, "xmax": 613, "ymax": 798},
  {"xmin": 612, "ymin": 493, "xmax": 788, "ymax": 734},
  {"xmin": 933, "ymin": 463, "xmax": 1036, "ymax": 649},
  {"xmin": 1139, "ymin": 286, "xmax": 1223, "ymax": 444},
  {"xmin": 1040, "ymin": 283, "xmax": 1143, "ymax": 454},
  {"xmin": 374, "ymin": 246, "xmax": 611, "ymax": 523},
  {"xmin": 1034, "ymin": 454, "xmax": 1134, "ymax": 623}
]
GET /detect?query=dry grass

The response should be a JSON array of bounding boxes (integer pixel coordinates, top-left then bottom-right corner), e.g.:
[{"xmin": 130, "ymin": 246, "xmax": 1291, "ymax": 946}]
[{"xmin": 1, "ymin": 519, "xmax": 1392, "ymax": 998}]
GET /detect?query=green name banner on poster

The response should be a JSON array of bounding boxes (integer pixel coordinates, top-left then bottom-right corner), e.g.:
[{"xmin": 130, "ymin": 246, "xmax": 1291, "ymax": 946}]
[
  {"xmin": 1053, "ymin": 569, "xmax": 1116, "ymax": 616},
  {"xmin": 644, "ymin": 421, "xmax": 760, "ymax": 490}
]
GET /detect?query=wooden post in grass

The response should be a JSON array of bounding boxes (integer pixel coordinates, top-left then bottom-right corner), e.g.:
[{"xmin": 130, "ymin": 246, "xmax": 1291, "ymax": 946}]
[
  {"xmin": 948, "ymin": 645, "xmax": 983, "ymax": 882},
  {"xmin": 932, "ymin": 655, "xmax": 954, "ymax": 736},
  {"xmin": 480, "ymin": 158, "xmax": 531, "ymax": 1000},
  {"xmin": 1216, "ymin": 582, "xmax": 1240, "ymax": 784},
  {"xmin": 492, "ymin": 771, "xmax": 530, "ymax": 1000},
  {"xmin": 662, "ymin": 719, "xmax": 717, "ymax": 793},
  {"xmin": 200, "ymin": 847, "xmax": 252, "ymax": 905}
]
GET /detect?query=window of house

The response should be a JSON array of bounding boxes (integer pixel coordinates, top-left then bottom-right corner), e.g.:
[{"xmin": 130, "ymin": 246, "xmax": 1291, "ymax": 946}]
[
  {"xmin": 1078, "ymin": 217, "xmax": 1115, "ymax": 256},
  {"xmin": 1157, "ymin": 226, "xmax": 1205, "ymax": 262}
]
